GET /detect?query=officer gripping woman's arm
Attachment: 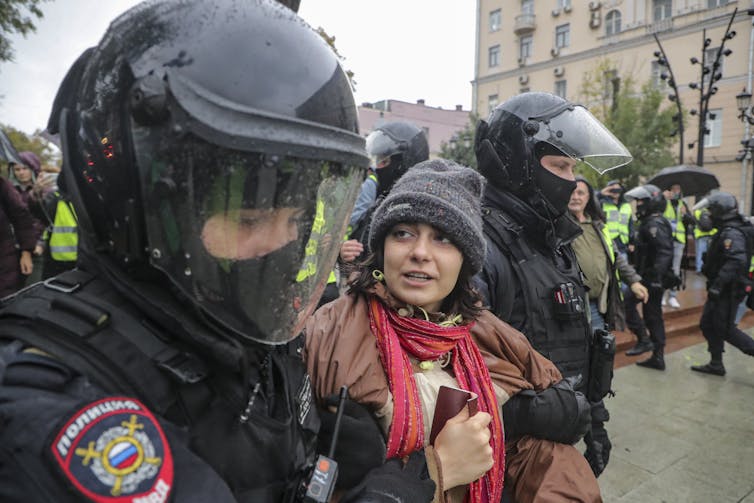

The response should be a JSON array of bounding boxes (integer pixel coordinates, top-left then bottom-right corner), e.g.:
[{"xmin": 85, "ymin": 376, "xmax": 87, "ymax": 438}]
[{"xmin": 0, "ymin": 1, "xmax": 436, "ymax": 502}]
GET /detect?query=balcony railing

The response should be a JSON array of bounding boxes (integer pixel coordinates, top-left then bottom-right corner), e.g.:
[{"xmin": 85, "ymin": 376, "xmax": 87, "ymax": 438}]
[
  {"xmin": 514, "ymin": 13, "xmax": 536, "ymax": 35},
  {"xmin": 646, "ymin": 18, "xmax": 673, "ymax": 34}
]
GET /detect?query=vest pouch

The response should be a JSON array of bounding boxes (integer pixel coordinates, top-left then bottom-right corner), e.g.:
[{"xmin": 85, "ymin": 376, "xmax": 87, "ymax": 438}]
[
  {"xmin": 551, "ymin": 282, "xmax": 586, "ymax": 321},
  {"xmin": 587, "ymin": 329, "xmax": 615, "ymax": 403}
]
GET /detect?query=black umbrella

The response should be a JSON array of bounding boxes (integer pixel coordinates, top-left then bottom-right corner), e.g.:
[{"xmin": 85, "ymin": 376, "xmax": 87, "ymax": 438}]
[
  {"xmin": 647, "ymin": 164, "xmax": 720, "ymax": 198},
  {"xmin": 0, "ymin": 129, "xmax": 23, "ymax": 166}
]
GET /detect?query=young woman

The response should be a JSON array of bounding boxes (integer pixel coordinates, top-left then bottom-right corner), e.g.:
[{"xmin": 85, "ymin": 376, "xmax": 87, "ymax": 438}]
[{"xmin": 305, "ymin": 160, "xmax": 601, "ymax": 503}]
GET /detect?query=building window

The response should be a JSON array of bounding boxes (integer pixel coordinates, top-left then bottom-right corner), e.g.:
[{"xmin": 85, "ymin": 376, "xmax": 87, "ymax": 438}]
[
  {"xmin": 488, "ymin": 45, "xmax": 500, "ymax": 68},
  {"xmin": 488, "ymin": 94, "xmax": 499, "ymax": 113},
  {"xmin": 522, "ymin": 0, "xmax": 534, "ymax": 15},
  {"xmin": 704, "ymin": 109, "xmax": 722, "ymax": 148},
  {"xmin": 554, "ymin": 80, "xmax": 567, "ymax": 98},
  {"xmin": 489, "ymin": 9, "xmax": 501, "ymax": 32},
  {"xmin": 707, "ymin": 0, "xmax": 728, "ymax": 7},
  {"xmin": 557, "ymin": 0, "xmax": 571, "ymax": 8},
  {"xmin": 703, "ymin": 46, "xmax": 724, "ymax": 86},
  {"xmin": 653, "ymin": 0, "xmax": 672, "ymax": 22},
  {"xmin": 555, "ymin": 24, "xmax": 570, "ymax": 49},
  {"xmin": 605, "ymin": 10, "xmax": 621, "ymax": 36},
  {"xmin": 651, "ymin": 61, "xmax": 668, "ymax": 89},
  {"xmin": 519, "ymin": 35, "xmax": 533, "ymax": 61},
  {"xmin": 603, "ymin": 69, "xmax": 619, "ymax": 102}
]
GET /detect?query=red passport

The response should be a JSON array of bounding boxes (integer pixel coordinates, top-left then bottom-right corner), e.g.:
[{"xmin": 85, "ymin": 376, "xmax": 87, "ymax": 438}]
[{"xmin": 429, "ymin": 385, "xmax": 478, "ymax": 445}]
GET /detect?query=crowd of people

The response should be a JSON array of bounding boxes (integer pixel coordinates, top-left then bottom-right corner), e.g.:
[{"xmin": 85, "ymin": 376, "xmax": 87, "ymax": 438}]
[{"xmin": 0, "ymin": 1, "xmax": 753, "ymax": 502}]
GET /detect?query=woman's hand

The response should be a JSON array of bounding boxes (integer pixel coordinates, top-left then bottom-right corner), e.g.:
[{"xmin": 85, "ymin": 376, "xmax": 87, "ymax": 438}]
[
  {"xmin": 340, "ymin": 239, "xmax": 364, "ymax": 262},
  {"xmin": 19, "ymin": 250, "xmax": 33, "ymax": 275},
  {"xmin": 433, "ymin": 407, "xmax": 493, "ymax": 489},
  {"xmin": 630, "ymin": 281, "xmax": 649, "ymax": 303}
]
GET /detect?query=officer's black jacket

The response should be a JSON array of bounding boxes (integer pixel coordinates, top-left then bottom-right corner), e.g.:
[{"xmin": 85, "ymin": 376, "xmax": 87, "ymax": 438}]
[
  {"xmin": 0, "ymin": 257, "xmax": 318, "ymax": 503},
  {"xmin": 702, "ymin": 217, "xmax": 751, "ymax": 291},
  {"xmin": 634, "ymin": 214, "xmax": 674, "ymax": 284},
  {"xmin": 475, "ymin": 184, "xmax": 584, "ymax": 334}
]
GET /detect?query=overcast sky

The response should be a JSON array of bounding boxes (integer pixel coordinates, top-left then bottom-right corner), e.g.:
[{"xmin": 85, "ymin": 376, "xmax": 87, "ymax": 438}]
[{"xmin": 0, "ymin": 0, "xmax": 476, "ymax": 136}]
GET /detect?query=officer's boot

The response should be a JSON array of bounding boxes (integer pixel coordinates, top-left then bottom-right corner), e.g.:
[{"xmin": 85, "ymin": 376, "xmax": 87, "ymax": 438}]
[
  {"xmin": 637, "ymin": 346, "xmax": 665, "ymax": 370},
  {"xmin": 691, "ymin": 353, "xmax": 726, "ymax": 376},
  {"xmin": 625, "ymin": 330, "xmax": 653, "ymax": 356}
]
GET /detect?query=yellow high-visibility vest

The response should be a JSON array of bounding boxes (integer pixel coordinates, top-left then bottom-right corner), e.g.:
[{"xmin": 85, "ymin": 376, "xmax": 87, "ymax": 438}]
[
  {"xmin": 663, "ymin": 200, "xmax": 686, "ymax": 244},
  {"xmin": 603, "ymin": 201, "xmax": 632, "ymax": 245},
  {"xmin": 48, "ymin": 199, "xmax": 78, "ymax": 262}
]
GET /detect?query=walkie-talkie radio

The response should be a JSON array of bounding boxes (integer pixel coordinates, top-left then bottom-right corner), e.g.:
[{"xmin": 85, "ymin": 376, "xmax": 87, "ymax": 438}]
[{"xmin": 304, "ymin": 385, "xmax": 348, "ymax": 502}]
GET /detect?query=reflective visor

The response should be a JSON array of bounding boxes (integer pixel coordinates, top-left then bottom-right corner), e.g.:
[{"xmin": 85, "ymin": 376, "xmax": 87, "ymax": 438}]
[
  {"xmin": 133, "ymin": 131, "xmax": 362, "ymax": 344},
  {"xmin": 532, "ymin": 105, "xmax": 632, "ymax": 174}
]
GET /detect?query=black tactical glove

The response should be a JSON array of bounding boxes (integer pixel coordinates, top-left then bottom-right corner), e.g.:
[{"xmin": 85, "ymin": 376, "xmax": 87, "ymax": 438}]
[
  {"xmin": 583, "ymin": 402, "xmax": 611, "ymax": 477},
  {"xmin": 317, "ymin": 394, "xmax": 386, "ymax": 489},
  {"xmin": 340, "ymin": 450, "xmax": 436, "ymax": 503},
  {"xmin": 502, "ymin": 377, "xmax": 591, "ymax": 444}
]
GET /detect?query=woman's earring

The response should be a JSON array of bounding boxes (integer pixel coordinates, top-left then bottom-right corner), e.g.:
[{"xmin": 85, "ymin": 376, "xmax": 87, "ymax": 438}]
[{"xmin": 372, "ymin": 269, "xmax": 385, "ymax": 283}]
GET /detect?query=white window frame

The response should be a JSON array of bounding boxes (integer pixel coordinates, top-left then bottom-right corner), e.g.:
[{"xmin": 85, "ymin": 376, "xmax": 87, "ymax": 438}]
[
  {"xmin": 653, "ymin": 0, "xmax": 672, "ymax": 22},
  {"xmin": 555, "ymin": 24, "xmax": 570, "ymax": 49},
  {"xmin": 489, "ymin": 9, "xmax": 501, "ymax": 32},
  {"xmin": 605, "ymin": 10, "xmax": 621, "ymax": 36},
  {"xmin": 554, "ymin": 80, "xmax": 567, "ymax": 99},
  {"xmin": 488, "ymin": 45, "xmax": 501, "ymax": 68},
  {"xmin": 519, "ymin": 35, "xmax": 533, "ymax": 61},
  {"xmin": 703, "ymin": 109, "xmax": 722, "ymax": 147}
]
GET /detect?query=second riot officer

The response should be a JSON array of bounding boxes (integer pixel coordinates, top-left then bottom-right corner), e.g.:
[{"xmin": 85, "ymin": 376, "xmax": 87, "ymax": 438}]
[
  {"xmin": 691, "ymin": 192, "xmax": 754, "ymax": 375},
  {"xmin": 623, "ymin": 184, "xmax": 675, "ymax": 370},
  {"xmin": 473, "ymin": 91, "xmax": 633, "ymax": 478}
]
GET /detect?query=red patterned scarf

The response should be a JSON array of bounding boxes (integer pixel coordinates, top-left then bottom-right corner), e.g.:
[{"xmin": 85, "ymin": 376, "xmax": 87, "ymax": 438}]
[{"xmin": 368, "ymin": 297, "xmax": 504, "ymax": 503}]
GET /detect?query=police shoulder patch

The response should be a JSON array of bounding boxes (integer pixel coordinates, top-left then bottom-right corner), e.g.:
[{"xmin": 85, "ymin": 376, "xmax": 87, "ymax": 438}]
[
  {"xmin": 649, "ymin": 226, "xmax": 658, "ymax": 237},
  {"xmin": 50, "ymin": 397, "xmax": 174, "ymax": 503},
  {"xmin": 724, "ymin": 238, "xmax": 733, "ymax": 249}
]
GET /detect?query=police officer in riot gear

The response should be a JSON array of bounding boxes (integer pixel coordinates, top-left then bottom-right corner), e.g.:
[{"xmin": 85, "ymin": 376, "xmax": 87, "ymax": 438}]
[
  {"xmin": 623, "ymin": 184, "xmax": 675, "ymax": 371},
  {"xmin": 340, "ymin": 121, "xmax": 429, "ymax": 265},
  {"xmin": 0, "ymin": 1, "xmax": 435, "ymax": 501},
  {"xmin": 473, "ymin": 91, "xmax": 632, "ymax": 478},
  {"xmin": 691, "ymin": 192, "xmax": 754, "ymax": 376}
]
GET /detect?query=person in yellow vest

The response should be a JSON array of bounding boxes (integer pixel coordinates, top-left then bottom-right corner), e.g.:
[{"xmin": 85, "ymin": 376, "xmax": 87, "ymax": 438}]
[
  {"xmin": 662, "ymin": 183, "xmax": 691, "ymax": 309},
  {"xmin": 569, "ymin": 178, "xmax": 648, "ymax": 334},
  {"xmin": 597, "ymin": 179, "xmax": 633, "ymax": 261},
  {"xmin": 694, "ymin": 206, "xmax": 717, "ymax": 273},
  {"xmin": 40, "ymin": 191, "xmax": 78, "ymax": 279}
]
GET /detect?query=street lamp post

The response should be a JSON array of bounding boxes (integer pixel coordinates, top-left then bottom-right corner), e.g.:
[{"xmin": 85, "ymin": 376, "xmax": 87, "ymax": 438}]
[{"xmin": 737, "ymin": 89, "xmax": 754, "ymax": 213}]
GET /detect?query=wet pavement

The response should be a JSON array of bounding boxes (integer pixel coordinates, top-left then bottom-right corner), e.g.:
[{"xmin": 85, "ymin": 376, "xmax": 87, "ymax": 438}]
[{"xmin": 599, "ymin": 336, "xmax": 754, "ymax": 502}]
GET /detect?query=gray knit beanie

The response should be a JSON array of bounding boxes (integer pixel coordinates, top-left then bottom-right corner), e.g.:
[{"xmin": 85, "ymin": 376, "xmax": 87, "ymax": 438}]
[{"xmin": 368, "ymin": 159, "xmax": 486, "ymax": 273}]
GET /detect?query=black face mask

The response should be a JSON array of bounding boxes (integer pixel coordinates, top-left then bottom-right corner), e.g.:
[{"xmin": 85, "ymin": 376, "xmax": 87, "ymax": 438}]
[{"xmin": 534, "ymin": 165, "xmax": 577, "ymax": 216}]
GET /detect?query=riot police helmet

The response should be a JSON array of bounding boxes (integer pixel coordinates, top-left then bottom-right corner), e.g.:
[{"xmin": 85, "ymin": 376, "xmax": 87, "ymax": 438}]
[
  {"xmin": 624, "ymin": 184, "xmax": 666, "ymax": 219},
  {"xmin": 693, "ymin": 192, "xmax": 739, "ymax": 225},
  {"xmin": 47, "ymin": 0, "xmax": 368, "ymax": 345},
  {"xmin": 475, "ymin": 92, "xmax": 632, "ymax": 216},
  {"xmin": 365, "ymin": 121, "xmax": 429, "ymax": 195}
]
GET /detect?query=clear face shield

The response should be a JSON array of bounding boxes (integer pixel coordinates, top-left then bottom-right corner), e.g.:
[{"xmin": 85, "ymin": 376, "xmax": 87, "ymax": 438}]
[
  {"xmin": 365, "ymin": 129, "xmax": 402, "ymax": 169},
  {"xmin": 132, "ymin": 130, "xmax": 363, "ymax": 345},
  {"xmin": 531, "ymin": 104, "xmax": 632, "ymax": 174}
]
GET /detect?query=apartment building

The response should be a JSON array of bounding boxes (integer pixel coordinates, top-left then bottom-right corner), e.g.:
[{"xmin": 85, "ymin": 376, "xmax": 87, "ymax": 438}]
[
  {"xmin": 358, "ymin": 99, "xmax": 471, "ymax": 158},
  {"xmin": 472, "ymin": 0, "xmax": 754, "ymax": 211}
]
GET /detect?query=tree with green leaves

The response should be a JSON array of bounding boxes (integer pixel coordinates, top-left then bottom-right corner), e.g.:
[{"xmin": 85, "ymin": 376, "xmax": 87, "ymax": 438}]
[
  {"xmin": 0, "ymin": 0, "xmax": 49, "ymax": 63},
  {"xmin": 3, "ymin": 123, "xmax": 57, "ymax": 165},
  {"xmin": 439, "ymin": 113, "xmax": 478, "ymax": 170},
  {"xmin": 576, "ymin": 59, "xmax": 676, "ymax": 190}
]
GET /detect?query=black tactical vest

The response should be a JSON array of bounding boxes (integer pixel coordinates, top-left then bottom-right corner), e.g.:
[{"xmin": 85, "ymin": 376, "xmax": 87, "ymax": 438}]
[
  {"xmin": 0, "ymin": 269, "xmax": 318, "ymax": 503},
  {"xmin": 483, "ymin": 208, "xmax": 593, "ymax": 385}
]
